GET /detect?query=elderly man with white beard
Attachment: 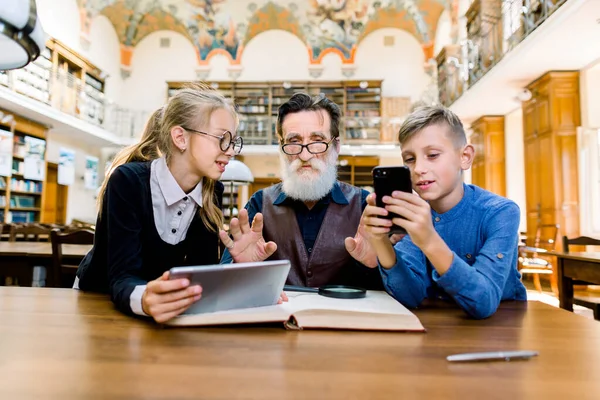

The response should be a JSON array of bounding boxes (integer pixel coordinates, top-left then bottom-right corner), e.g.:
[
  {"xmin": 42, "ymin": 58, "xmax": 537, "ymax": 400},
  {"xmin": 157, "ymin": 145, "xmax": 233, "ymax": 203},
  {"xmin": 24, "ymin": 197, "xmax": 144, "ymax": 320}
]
[{"xmin": 220, "ymin": 93, "xmax": 385, "ymax": 289}]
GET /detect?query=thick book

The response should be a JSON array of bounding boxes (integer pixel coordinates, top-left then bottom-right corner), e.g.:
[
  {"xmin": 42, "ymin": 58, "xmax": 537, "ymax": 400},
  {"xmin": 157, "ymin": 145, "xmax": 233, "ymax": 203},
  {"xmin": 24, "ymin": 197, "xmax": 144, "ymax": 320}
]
[{"xmin": 166, "ymin": 290, "xmax": 426, "ymax": 332}]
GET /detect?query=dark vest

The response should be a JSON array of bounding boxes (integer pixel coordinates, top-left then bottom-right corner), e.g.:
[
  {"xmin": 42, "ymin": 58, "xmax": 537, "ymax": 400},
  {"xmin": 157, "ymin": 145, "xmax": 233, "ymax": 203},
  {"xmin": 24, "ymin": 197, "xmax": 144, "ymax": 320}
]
[{"xmin": 261, "ymin": 182, "xmax": 363, "ymax": 287}]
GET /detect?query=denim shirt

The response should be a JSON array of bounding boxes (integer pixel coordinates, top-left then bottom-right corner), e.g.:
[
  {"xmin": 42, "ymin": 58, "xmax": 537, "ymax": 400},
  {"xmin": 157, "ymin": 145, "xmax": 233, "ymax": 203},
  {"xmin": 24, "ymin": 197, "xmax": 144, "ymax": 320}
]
[{"xmin": 380, "ymin": 183, "xmax": 527, "ymax": 319}]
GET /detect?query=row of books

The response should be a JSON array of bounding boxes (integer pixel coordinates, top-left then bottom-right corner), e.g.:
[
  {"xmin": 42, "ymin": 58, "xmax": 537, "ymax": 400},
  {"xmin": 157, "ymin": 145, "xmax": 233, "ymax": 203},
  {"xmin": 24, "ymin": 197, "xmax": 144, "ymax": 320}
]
[
  {"xmin": 10, "ymin": 178, "xmax": 43, "ymax": 193},
  {"xmin": 6, "ymin": 211, "xmax": 38, "ymax": 223}
]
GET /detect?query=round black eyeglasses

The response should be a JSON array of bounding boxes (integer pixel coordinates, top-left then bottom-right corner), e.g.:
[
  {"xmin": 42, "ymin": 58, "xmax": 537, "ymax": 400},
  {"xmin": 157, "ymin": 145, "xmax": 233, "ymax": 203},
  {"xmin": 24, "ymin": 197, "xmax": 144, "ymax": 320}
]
[
  {"xmin": 182, "ymin": 127, "xmax": 243, "ymax": 155},
  {"xmin": 281, "ymin": 138, "xmax": 336, "ymax": 156}
]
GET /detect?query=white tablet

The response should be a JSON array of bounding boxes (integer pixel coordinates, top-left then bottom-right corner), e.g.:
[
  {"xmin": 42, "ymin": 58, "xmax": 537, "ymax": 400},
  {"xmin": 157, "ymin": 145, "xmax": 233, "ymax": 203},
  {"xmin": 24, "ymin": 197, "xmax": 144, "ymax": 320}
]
[{"xmin": 168, "ymin": 260, "xmax": 291, "ymax": 315}]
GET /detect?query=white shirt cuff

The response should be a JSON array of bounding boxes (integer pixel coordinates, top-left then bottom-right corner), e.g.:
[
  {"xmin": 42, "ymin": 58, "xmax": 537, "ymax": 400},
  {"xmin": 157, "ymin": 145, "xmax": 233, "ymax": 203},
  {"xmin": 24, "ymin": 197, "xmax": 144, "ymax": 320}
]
[{"xmin": 130, "ymin": 285, "xmax": 148, "ymax": 316}]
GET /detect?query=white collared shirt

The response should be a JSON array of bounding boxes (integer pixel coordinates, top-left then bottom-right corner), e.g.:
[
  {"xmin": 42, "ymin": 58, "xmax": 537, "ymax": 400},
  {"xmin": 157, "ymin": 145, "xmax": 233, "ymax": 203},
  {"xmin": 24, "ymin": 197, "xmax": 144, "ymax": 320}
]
[
  {"xmin": 130, "ymin": 157, "xmax": 203, "ymax": 316},
  {"xmin": 150, "ymin": 157, "xmax": 203, "ymax": 244}
]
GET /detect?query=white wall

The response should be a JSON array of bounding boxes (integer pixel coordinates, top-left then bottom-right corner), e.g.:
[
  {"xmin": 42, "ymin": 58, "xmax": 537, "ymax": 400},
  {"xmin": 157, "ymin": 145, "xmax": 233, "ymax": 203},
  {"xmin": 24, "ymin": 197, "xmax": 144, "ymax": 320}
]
[
  {"xmin": 578, "ymin": 60, "xmax": 600, "ymax": 235},
  {"xmin": 504, "ymin": 108, "xmax": 527, "ymax": 232},
  {"xmin": 46, "ymin": 133, "xmax": 103, "ymax": 223},
  {"xmin": 580, "ymin": 60, "xmax": 600, "ymax": 128},
  {"xmin": 243, "ymin": 154, "xmax": 281, "ymax": 178},
  {"xmin": 37, "ymin": 1, "xmax": 123, "ymax": 107},
  {"xmin": 37, "ymin": 0, "xmax": 82, "ymax": 53},
  {"xmin": 119, "ymin": 31, "xmax": 198, "ymax": 111},
  {"xmin": 207, "ymin": 54, "xmax": 233, "ymax": 81},
  {"xmin": 86, "ymin": 16, "xmax": 123, "ymax": 104},
  {"xmin": 354, "ymin": 28, "xmax": 429, "ymax": 100},
  {"xmin": 240, "ymin": 30, "xmax": 310, "ymax": 81},
  {"xmin": 319, "ymin": 53, "xmax": 344, "ymax": 80},
  {"xmin": 434, "ymin": 10, "xmax": 452, "ymax": 56}
]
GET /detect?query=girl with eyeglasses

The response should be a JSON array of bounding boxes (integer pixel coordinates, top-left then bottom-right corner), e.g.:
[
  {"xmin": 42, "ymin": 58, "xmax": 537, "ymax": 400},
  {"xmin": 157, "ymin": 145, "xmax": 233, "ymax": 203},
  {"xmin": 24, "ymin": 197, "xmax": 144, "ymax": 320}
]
[{"xmin": 75, "ymin": 84, "xmax": 268, "ymax": 323}]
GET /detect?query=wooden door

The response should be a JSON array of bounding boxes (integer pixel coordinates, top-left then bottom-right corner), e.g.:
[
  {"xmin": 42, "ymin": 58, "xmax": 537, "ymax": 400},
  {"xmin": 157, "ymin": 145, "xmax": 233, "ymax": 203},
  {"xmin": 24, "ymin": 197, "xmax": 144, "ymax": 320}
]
[
  {"xmin": 42, "ymin": 162, "xmax": 68, "ymax": 224},
  {"xmin": 248, "ymin": 177, "xmax": 280, "ymax": 197},
  {"xmin": 469, "ymin": 128, "xmax": 485, "ymax": 188},
  {"xmin": 524, "ymin": 136, "xmax": 540, "ymax": 234},
  {"xmin": 537, "ymin": 133, "xmax": 558, "ymax": 226},
  {"xmin": 523, "ymin": 101, "xmax": 537, "ymax": 141}
]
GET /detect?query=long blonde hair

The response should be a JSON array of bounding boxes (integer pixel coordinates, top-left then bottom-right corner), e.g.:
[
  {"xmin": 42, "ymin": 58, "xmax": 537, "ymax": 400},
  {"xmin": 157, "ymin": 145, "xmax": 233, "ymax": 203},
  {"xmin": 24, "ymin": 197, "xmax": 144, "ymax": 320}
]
[
  {"xmin": 96, "ymin": 107, "xmax": 164, "ymax": 212},
  {"xmin": 98, "ymin": 83, "xmax": 237, "ymax": 232}
]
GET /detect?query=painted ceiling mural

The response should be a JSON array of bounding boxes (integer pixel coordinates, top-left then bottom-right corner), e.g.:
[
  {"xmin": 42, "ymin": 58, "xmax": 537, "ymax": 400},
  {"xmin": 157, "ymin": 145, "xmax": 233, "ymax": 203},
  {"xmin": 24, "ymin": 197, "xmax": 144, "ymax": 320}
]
[{"xmin": 76, "ymin": 0, "xmax": 449, "ymax": 70}]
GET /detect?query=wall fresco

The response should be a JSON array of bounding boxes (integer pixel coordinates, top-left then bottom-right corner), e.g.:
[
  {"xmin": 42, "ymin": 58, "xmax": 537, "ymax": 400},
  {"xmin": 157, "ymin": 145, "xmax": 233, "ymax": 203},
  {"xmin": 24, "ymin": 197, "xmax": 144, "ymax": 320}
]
[{"xmin": 76, "ymin": 0, "xmax": 448, "ymax": 67}]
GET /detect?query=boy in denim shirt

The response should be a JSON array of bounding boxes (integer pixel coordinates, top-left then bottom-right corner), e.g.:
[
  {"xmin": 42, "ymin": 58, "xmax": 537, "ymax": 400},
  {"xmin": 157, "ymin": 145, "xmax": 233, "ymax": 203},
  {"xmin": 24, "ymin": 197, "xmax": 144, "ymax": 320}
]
[{"xmin": 355, "ymin": 105, "xmax": 526, "ymax": 319}]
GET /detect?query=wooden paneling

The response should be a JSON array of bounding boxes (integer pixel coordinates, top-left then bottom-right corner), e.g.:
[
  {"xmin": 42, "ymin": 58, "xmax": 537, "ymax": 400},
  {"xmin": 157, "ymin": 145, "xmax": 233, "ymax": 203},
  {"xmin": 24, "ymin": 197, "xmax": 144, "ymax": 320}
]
[
  {"xmin": 248, "ymin": 177, "xmax": 280, "ymax": 197},
  {"xmin": 469, "ymin": 116, "xmax": 505, "ymax": 196},
  {"xmin": 522, "ymin": 71, "xmax": 580, "ymax": 249},
  {"xmin": 338, "ymin": 155, "xmax": 379, "ymax": 189},
  {"xmin": 42, "ymin": 162, "xmax": 68, "ymax": 224}
]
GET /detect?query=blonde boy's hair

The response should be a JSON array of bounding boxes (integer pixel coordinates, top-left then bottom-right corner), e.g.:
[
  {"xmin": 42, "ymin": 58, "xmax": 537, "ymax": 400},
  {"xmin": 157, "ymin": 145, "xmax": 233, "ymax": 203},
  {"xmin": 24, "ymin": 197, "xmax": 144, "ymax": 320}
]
[{"xmin": 398, "ymin": 105, "xmax": 467, "ymax": 148}]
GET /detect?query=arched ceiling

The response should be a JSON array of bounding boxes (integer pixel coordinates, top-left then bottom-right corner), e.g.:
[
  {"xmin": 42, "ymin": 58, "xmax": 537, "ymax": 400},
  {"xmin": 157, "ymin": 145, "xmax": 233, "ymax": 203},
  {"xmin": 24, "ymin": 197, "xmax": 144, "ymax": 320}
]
[{"xmin": 76, "ymin": 0, "xmax": 449, "ymax": 67}]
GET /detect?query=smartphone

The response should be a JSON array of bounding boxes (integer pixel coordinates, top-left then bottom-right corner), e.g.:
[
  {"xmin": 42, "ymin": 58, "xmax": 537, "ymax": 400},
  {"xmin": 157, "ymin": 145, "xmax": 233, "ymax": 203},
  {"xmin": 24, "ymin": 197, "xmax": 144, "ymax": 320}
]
[{"xmin": 372, "ymin": 166, "xmax": 413, "ymax": 235}]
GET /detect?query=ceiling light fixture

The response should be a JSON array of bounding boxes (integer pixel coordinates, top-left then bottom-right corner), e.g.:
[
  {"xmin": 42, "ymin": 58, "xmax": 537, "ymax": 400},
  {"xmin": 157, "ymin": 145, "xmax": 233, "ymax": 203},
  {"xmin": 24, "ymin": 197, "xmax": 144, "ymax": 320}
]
[{"xmin": 0, "ymin": 0, "xmax": 46, "ymax": 70}]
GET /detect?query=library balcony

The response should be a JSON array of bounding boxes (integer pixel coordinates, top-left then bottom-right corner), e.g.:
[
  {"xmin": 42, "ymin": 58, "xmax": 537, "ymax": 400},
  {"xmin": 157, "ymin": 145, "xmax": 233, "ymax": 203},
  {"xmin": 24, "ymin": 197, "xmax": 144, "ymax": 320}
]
[
  {"xmin": 0, "ymin": 39, "xmax": 148, "ymax": 148},
  {"xmin": 436, "ymin": 0, "xmax": 600, "ymax": 123}
]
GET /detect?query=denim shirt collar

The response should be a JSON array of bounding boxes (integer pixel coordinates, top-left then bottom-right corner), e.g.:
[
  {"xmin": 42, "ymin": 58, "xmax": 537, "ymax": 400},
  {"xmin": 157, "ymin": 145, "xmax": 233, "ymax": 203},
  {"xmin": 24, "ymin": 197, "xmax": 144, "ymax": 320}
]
[{"xmin": 430, "ymin": 183, "xmax": 472, "ymax": 222}]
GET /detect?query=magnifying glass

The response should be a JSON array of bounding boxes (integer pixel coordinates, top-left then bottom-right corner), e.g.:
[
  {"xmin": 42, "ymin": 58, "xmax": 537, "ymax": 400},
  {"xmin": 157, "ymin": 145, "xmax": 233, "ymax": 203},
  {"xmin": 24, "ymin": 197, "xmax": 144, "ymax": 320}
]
[{"xmin": 284, "ymin": 284, "xmax": 366, "ymax": 299}]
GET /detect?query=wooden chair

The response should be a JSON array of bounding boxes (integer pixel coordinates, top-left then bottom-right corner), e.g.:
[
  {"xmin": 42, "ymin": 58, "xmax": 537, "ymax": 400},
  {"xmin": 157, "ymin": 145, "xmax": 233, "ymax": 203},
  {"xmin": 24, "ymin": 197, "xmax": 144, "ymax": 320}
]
[
  {"xmin": 518, "ymin": 224, "xmax": 560, "ymax": 294},
  {"xmin": 0, "ymin": 223, "xmax": 7, "ymax": 241},
  {"xmin": 563, "ymin": 235, "xmax": 600, "ymax": 320},
  {"xmin": 50, "ymin": 228, "xmax": 95, "ymax": 288},
  {"xmin": 9, "ymin": 223, "xmax": 52, "ymax": 242}
]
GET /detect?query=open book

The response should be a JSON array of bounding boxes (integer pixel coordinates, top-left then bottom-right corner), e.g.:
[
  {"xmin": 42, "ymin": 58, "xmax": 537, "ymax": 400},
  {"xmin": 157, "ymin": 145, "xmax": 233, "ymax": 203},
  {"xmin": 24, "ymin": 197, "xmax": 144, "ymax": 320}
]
[{"xmin": 166, "ymin": 290, "xmax": 425, "ymax": 332}]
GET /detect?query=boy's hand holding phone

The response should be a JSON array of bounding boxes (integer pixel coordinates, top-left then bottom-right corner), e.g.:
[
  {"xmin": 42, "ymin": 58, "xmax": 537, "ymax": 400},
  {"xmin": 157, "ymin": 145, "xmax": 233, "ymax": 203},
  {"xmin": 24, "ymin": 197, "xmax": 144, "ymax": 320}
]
[{"xmin": 381, "ymin": 191, "xmax": 435, "ymax": 250}]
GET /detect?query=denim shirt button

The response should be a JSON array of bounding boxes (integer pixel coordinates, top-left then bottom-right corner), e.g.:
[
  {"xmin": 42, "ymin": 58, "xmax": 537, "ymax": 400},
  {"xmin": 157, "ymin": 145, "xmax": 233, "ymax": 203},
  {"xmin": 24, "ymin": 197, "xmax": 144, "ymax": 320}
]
[
  {"xmin": 497, "ymin": 253, "xmax": 504, "ymax": 259},
  {"xmin": 434, "ymin": 217, "xmax": 441, "ymax": 222},
  {"xmin": 466, "ymin": 253, "xmax": 472, "ymax": 259}
]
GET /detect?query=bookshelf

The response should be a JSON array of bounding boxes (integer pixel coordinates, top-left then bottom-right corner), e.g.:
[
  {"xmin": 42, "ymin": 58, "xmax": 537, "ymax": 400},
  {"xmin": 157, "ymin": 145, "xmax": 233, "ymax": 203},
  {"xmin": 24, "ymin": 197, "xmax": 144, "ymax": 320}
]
[
  {"xmin": 47, "ymin": 39, "xmax": 106, "ymax": 124},
  {"xmin": 0, "ymin": 38, "xmax": 106, "ymax": 126},
  {"xmin": 166, "ymin": 80, "xmax": 385, "ymax": 146},
  {"xmin": 11, "ymin": 46, "xmax": 53, "ymax": 104},
  {"xmin": 0, "ymin": 112, "xmax": 48, "ymax": 224}
]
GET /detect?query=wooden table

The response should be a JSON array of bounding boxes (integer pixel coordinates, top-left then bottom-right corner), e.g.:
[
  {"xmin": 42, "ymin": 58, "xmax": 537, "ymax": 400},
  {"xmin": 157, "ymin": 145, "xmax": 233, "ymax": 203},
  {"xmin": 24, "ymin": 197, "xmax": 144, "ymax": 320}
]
[
  {"xmin": 0, "ymin": 242, "xmax": 91, "ymax": 286},
  {"xmin": 552, "ymin": 251, "xmax": 600, "ymax": 311},
  {"xmin": 1, "ymin": 288, "xmax": 599, "ymax": 399}
]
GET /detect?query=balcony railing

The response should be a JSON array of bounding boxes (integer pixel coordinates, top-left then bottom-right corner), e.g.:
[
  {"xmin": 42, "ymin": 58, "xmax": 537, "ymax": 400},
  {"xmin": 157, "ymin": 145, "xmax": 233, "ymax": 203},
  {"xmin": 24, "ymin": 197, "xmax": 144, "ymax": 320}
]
[
  {"xmin": 0, "ymin": 62, "xmax": 150, "ymax": 142},
  {"xmin": 438, "ymin": 0, "xmax": 568, "ymax": 107},
  {"xmin": 1, "ymin": 55, "xmax": 424, "ymax": 147}
]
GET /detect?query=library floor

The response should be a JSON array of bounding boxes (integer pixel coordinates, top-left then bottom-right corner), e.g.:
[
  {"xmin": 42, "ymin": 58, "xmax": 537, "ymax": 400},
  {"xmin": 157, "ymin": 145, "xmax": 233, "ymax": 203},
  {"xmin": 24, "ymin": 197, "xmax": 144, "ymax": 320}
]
[{"xmin": 523, "ymin": 279, "xmax": 597, "ymax": 321}]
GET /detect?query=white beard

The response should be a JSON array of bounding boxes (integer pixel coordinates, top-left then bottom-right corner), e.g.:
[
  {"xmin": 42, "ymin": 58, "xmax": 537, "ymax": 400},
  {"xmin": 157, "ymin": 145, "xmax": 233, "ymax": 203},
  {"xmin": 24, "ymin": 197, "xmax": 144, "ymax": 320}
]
[{"xmin": 280, "ymin": 149, "xmax": 338, "ymax": 202}]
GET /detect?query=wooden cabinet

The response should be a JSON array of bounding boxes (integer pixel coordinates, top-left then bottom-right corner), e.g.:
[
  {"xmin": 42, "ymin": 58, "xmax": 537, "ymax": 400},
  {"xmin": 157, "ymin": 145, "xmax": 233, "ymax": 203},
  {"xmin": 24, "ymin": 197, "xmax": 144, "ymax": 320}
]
[
  {"xmin": 337, "ymin": 155, "xmax": 379, "ymax": 191},
  {"xmin": 522, "ymin": 71, "xmax": 580, "ymax": 245},
  {"xmin": 470, "ymin": 116, "xmax": 505, "ymax": 196},
  {"xmin": 47, "ymin": 39, "xmax": 106, "ymax": 125}
]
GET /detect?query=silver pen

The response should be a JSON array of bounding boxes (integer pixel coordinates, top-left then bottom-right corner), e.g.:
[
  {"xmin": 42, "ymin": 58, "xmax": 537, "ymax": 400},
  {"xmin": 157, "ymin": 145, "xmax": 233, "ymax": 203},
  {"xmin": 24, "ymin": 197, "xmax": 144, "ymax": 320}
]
[{"xmin": 447, "ymin": 350, "xmax": 539, "ymax": 362}]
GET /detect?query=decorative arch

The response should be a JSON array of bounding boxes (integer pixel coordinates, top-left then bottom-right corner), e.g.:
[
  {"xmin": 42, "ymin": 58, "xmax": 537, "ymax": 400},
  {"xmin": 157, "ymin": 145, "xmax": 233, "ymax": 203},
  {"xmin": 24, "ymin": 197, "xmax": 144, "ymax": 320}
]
[
  {"xmin": 132, "ymin": 8, "xmax": 192, "ymax": 47},
  {"xmin": 203, "ymin": 48, "xmax": 238, "ymax": 65},
  {"xmin": 309, "ymin": 47, "xmax": 356, "ymax": 65},
  {"xmin": 358, "ymin": 1, "xmax": 445, "ymax": 60},
  {"xmin": 243, "ymin": 2, "xmax": 305, "ymax": 47},
  {"xmin": 98, "ymin": 1, "xmax": 135, "ymax": 45}
]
